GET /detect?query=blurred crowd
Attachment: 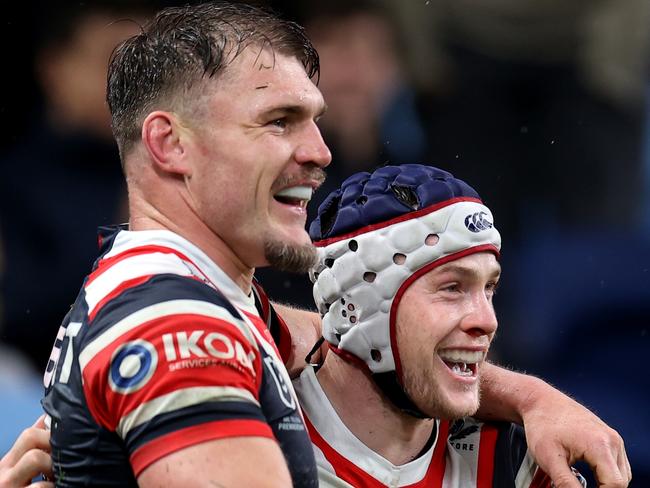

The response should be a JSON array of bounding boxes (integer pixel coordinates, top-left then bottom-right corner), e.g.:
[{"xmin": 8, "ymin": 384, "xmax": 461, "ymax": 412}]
[{"xmin": 1, "ymin": 0, "xmax": 648, "ymax": 483}]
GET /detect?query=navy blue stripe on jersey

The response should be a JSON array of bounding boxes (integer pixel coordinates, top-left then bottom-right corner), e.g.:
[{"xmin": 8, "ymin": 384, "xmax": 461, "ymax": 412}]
[
  {"xmin": 84, "ymin": 274, "xmax": 243, "ymax": 344},
  {"xmin": 492, "ymin": 422, "xmax": 529, "ymax": 487},
  {"xmin": 43, "ymin": 228, "xmax": 319, "ymax": 487},
  {"xmin": 123, "ymin": 400, "xmax": 267, "ymax": 455},
  {"xmin": 95, "ymin": 224, "xmax": 128, "ymax": 264}
]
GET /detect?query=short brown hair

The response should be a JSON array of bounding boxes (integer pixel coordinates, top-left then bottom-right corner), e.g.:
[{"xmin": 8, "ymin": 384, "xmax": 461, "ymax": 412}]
[{"xmin": 107, "ymin": 1, "xmax": 319, "ymax": 159}]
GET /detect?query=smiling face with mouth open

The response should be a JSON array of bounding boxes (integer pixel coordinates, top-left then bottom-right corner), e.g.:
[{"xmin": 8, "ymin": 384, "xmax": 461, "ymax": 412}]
[
  {"xmin": 182, "ymin": 46, "xmax": 331, "ymax": 272},
  {"xmin": 395, "ymin": 252, "xmax": 500, "ymax": 419}
]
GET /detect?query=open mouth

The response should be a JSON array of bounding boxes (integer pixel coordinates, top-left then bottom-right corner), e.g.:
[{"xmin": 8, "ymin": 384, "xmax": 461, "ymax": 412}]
[
  {"xmin": 437, "ymin": 349, "xmax": 484, "ymax": 378},
  {"xmin": 273, "ymin": 185, "xmax": 313, "ymax": 209}
]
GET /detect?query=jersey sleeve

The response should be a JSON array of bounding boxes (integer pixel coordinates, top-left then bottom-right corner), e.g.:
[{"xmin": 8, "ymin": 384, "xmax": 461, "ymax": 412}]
[{"xmin": 79, "ymin": 275, "xmax": 273, "ymax": 476}]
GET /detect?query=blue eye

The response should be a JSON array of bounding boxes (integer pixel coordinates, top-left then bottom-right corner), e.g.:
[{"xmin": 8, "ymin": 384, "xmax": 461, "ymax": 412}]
[
  {"xmin": 442, "ymin": 284, "xmax": 460, "ymax": 293},
  {"xmin": 270, "ymin": 118, "xmax": 286, "ymax": 128},
  {"xmin": 485, "ymin": 281, "xmax": 499, "ymax": 296}
]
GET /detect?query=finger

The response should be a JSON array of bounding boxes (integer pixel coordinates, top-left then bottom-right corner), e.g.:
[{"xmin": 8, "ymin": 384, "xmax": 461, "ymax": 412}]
[
  {"xmin": 0, "ymin": 425, "xmax": 51, "ymax": 467},
  {"xmin": 41, "ymin": 460, "xmax": 54, "ymax": 484},
  {"xmin": 604, "ymin": 429, "xmax": 631, "ymax": 485},
  {"xmin": 617, "ymin": 440, "xmax": 632, "ymax": 483},
  {"xmin": 27, "ymin": 482, "xmax": 55, "ymax": 488},
  {"xmin": 542, "ymin": 455, "xmax": 583, "ymax": 488},
  {"xmin": 7, "ymin": 449, "xmax": 52, "ymax": 486},
  {"xmin": 32, "ymin": 415, "xmax": 47, "ymax": 430},
  {"xmin": 587, "ymin": 444, "xmax": 627, "ymax": 487}
]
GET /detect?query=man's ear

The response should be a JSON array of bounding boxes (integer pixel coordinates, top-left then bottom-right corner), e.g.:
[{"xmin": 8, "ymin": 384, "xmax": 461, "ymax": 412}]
[{"xmin": 142, "ymin": 111, "xmax": 191, "ymax": 176}]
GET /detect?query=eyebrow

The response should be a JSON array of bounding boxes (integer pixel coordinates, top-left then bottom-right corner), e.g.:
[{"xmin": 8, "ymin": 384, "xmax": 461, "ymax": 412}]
[
  {"xmin": 436, "ymin": 263, "xmax": 501, "ymax": 280},
  {"xmin": 261, "ymin": 103, "xmax": 328, "ymax": 119}
]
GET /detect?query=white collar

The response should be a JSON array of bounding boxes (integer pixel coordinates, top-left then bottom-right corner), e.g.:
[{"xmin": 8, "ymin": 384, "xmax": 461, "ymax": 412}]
[{"xmin": 108, "ymin": 228, "xmax": 258, "ymax": 316}]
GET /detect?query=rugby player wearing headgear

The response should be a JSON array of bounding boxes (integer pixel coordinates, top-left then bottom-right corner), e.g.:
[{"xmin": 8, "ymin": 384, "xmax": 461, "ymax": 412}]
[
  {"xmin": 294, "ymin": 164, "xmax": 588, "ymax": 487},
  {"xmin": 0, "ymin": 1, "xmax": 630, "ymax": 486}
]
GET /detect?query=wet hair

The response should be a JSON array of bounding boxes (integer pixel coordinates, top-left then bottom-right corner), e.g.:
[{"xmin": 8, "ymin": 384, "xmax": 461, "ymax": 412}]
[{"xmin": 107, "ymin": 1, "xmax": 319, "ymax": 159}]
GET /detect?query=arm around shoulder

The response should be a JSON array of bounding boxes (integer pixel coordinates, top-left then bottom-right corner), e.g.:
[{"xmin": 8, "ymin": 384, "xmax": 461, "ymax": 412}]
[
  {"xmin": 478, "ymin": 363, "xmax": 631, "ymax": 488},
  {"xmin": 271, "ymin": 303, "xmax": 324, "ymax": 377}
]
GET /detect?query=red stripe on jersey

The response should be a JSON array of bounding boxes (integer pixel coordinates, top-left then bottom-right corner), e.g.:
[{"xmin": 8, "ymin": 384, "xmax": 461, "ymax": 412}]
[
  {"xmin": 476, "ymin": 424, "xmax": 499, "ymax": 488},
  {"xmin": 304, "ymin": 414, "xmax": 387, "ymax": 488},
  {"xmin": 87, "ymin": 274, "xmax": 204, "ymax": 323},
  {"xmin": 304, "ymin": 416, "xmax": 450, "ymax": 488},
  {"xmin": 88, "ymin": 274, "xmax": 154, "ymax": 322},
  {"xmin": 130, "ymin": 418, "xmax": 274, "ymax": 476},
  {"xmin": 529, "ymin": 468, "xmax": 553, "ymax": 488},
  {"xmin": 86, "ymin": 245, "xmax": 197, "ymax": 286},
  {"xmin": 82, "ymin": 314, "xmax": 263, "ymax": 431},
  {"xmin": 402, "ymin": 420, "xmax": 450, "ymax": 488}
]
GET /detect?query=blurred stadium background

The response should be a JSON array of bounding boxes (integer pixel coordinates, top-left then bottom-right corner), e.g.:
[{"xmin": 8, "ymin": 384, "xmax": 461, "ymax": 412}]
[{"xmin": 1, "ymin": 0, "xmax": 648, "ymax": 484}]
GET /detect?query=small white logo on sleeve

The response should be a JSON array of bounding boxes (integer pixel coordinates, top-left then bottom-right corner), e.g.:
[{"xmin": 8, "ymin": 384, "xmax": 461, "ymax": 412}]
[
  {"xmin": 109, "ymin": 340, "xmax": 158, "ymax": 394},
  {"xmin": 264, "ymin": 356, "xmax": 296, "ymax": 409}
]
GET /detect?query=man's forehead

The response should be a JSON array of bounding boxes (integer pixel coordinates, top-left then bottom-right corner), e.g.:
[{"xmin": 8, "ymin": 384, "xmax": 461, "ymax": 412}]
[
  {"xmin": 212, "ymin": 46, "xmax": 324, "ymax": 108},
  {"xmin": 221, "ymin": 46, "xmax": 313, "ymax": 88},
  {"xmin": 430, "ymin": 253, "xmax": 501, "ymax": 277}
]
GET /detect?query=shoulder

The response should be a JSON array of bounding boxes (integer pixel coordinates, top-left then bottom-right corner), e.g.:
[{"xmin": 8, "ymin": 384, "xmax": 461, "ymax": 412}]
[{"xmin": 84, "ymin": 240, "xmax": 241, "ymax": 321}]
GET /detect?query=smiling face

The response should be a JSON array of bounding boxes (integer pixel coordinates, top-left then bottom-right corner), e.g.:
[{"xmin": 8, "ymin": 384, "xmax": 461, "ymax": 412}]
[
  {"xmin": 182, "ymin": 46, "xmax": 331, "ymax": 271},
  {"xmin": 394, "ymin": 252, "xmax": 500, "ymax": 419}
]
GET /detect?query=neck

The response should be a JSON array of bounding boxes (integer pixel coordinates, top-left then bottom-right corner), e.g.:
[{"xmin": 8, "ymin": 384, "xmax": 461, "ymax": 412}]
[
  {"xmin": 127, "ymin": 183, "xmax": 255, "ymax": 295},
  {"xmin": 316, "ymin": 352, "xmax": 435, "ymax": 465}
]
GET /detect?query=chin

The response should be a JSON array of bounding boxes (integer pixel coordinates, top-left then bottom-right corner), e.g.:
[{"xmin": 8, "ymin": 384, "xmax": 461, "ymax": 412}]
[
  {"xmin": 418, "ymin": 388, "xmax": 480, "ymax": 420},
  {"xmin": 271, "ymin": 223, "xmax": 312, "ymax": 247},
  {"xmin": 263, "ymin": 238, "xmax": 317, "ymax": 273}
]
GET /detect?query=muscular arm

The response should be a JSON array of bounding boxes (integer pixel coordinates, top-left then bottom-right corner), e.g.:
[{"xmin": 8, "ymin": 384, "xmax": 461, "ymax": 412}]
[
  {"xmin": 138, "ymin": 437, "xmax": 292, "ymax": 488},
  {"xmin": 271, "ymin": 303, "xmax": 323, "ymax": 377},
  {"xmin": 479, "ymin": 363, "xmax": 631, "ymax": 488}
]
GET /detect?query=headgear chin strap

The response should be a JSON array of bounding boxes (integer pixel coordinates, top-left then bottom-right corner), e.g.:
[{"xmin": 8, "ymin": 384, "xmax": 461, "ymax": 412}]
[{"xmin": 309, "ymin": 164, "xmax": 501, "ymax": 418}]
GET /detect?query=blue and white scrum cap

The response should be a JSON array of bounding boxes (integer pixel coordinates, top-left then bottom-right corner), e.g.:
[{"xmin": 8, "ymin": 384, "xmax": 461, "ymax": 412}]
[{"xmin": 309, "ymin": 164, "xmax": 501, "ymax": 417}]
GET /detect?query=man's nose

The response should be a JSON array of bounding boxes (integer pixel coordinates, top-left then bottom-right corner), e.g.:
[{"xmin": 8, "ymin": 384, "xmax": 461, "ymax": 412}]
[
  {"xmin": 294, "ymin": 121, "xmax": 332, "ymax": 168},
  {"xmin": 460, "ymin": 293, "xmax": 498, "ymax": 338}
]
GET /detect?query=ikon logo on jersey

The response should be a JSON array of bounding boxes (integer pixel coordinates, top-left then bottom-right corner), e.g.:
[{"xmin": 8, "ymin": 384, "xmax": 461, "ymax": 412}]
[{"xmin": 162, "ymin": 330, "xmax": 256, "ymax": 377}]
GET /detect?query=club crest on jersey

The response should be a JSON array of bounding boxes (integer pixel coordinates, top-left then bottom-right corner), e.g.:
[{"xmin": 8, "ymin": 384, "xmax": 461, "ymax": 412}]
[
  {"xmin": 109, "ymin": 340, "xmax": 158, "ymax": 394},
  {"xmin": 264, "ymin": 356, "xmax": 296, "ymax": 409}
]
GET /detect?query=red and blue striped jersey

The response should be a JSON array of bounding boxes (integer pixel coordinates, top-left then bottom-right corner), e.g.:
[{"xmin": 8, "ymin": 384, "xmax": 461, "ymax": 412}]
[{"xmin": 42, "ymin": 225, "xmax": 317, "ymax": 487}]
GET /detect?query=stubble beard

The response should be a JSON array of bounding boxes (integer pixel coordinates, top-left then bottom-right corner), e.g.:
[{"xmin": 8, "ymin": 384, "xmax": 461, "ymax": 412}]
[
  {"xmin": 264, "ymin": 239, "xmax": 318, "ymax": 273},
  {"xmin": 402, "ymin": 363, "xmax": 481, "ymax": 420}
]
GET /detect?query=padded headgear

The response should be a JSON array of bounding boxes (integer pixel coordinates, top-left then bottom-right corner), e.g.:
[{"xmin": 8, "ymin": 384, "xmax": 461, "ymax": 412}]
[{"xmin": 309, "ymin": 164, "xmax": 501, "ymax": 415}]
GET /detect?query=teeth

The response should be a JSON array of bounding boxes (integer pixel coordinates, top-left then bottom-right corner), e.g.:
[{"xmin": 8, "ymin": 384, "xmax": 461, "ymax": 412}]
[
  {"xmin": 438, "ymin": 349, "xmax": 484, "ymax": 364},
  {"xmin": 450, "ymin": 362, "xmax": 473, "ymax": 377},
  {"xmin": 275, "ymin": 186, "xmax": 313, "ymax": 201}
]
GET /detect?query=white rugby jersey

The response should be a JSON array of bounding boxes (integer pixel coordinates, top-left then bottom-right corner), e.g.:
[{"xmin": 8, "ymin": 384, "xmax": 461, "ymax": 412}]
[{"xmin": 294, "ymin": 366, "xmax": 557, "ymax": 488}]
